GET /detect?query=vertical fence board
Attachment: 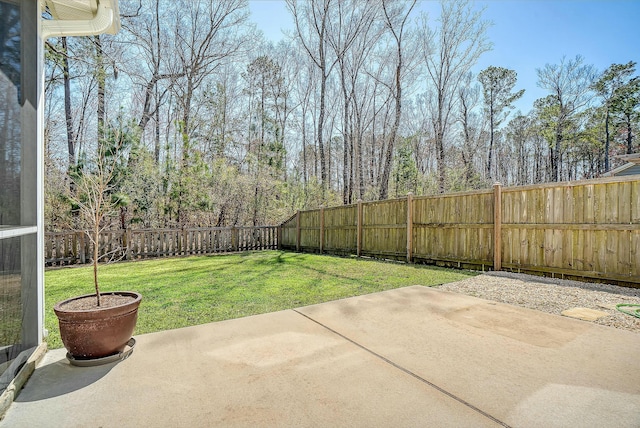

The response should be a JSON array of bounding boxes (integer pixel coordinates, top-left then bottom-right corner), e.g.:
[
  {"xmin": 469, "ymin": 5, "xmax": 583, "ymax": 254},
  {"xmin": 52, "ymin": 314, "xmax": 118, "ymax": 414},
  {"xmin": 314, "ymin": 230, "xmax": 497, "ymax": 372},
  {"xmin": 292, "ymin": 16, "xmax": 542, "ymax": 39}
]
[
  {"xmin": 573, "ymin": 185, "xmax": 583, "ymax": 224},
  {"xmin": 519, "ymin": 228, "xmax": 528, "ymax": 267},
  {"xmin": 573, "ymin": 229, "xmax": 583, "ymax": 271},
  {"xmin": 632, "ymin": 231, "xmax": 639, "ymax": 279},
  {"xmin": 632, "ymin": 181, "xmax": 640, "ymax": 223},
  {"xmin": 563, "ymin": 186, "xmax": 574, "ymax": 223},
  {"xmin": 494, "ymin": 184, "xmax": 502, "ymax": 270}
]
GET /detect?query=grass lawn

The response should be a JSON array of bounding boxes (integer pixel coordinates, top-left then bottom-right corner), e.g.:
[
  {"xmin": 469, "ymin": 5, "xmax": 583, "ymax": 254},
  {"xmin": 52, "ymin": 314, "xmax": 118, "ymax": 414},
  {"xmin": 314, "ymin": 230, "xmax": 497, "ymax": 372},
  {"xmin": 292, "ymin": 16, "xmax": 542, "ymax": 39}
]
[{"xmin": 45, "ymin": 250, "xmax": 477, "ymax": 349}]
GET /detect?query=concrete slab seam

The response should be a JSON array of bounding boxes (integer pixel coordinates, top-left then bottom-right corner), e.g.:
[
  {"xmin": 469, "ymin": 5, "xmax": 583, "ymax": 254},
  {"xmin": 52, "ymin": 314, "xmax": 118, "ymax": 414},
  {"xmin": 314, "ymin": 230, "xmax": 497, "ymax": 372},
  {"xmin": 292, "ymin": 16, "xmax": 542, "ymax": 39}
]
[{"xmin": 292, "ymin": 309, "xmax": 511, "ymax": 428}]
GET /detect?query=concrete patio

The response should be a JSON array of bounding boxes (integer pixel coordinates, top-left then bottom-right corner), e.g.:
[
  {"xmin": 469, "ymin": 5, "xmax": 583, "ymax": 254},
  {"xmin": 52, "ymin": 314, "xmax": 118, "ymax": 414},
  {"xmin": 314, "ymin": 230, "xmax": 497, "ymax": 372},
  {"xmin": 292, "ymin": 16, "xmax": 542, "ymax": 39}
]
[{"xmin": 2, "ymin": 286, "xmax": 639, "ymax": 427}]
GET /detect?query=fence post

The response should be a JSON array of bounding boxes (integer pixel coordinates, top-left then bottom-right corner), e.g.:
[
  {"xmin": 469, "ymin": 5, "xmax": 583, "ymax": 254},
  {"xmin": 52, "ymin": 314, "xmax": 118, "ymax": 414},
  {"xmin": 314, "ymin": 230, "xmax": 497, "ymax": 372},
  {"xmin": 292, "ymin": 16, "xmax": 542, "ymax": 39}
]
[
  {"xmin": 493, "ymin": 182, "xmax": 502, "ymax": 271},
  {"xmin": 231, "ymin": 227, "xmax": 238, "ymax": 252},
  {"xmin": 407, "ymin": 193, "xmax": 413, "ymax": 263},
  {"xmin": 319, "ymin": 206, "xmax": 325, "ymax": 254},
  {"xmin": 276, "ymin": 225, "xmax": 282, "ymax": 250},
  {"xmin": 357, "ymin": 199, "xmax": 363, "ymax": 257},
  {"xmin": 79, "ymin": 231, "xmax": 86, "ymax": 264},
  {"xmin": 123, "ymin": 228, "xmax": 131, "ymax": 260},
  {"xmin": 296, "ymin": 211, "xmax": 301, "ymax": 252},
  {"xmin": 72, "ymin": 232, "xmax": 78, "ymax": 264}
]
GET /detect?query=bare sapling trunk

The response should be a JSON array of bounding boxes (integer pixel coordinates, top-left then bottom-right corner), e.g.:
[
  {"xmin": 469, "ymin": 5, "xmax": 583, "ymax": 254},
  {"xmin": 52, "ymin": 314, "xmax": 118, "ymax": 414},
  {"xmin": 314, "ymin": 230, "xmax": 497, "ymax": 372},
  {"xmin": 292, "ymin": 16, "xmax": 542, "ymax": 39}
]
[{"xmin": 93, "ymin": 220, "xmax": 101, "ymax": 306}]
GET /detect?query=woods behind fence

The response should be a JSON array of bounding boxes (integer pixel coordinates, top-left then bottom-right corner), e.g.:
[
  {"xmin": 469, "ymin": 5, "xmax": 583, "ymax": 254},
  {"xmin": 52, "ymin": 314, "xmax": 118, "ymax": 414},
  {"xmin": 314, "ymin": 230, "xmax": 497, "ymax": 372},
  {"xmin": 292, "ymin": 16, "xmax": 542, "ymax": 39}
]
[
  {"xmin": 47, "ymin": 176, "xmax": 639, "ymax": 287},
  {"xmin": 281, "ymin": 176, "xmax": 640, "ymax": 286},
  {"xmin": 46, "ymin": 226, "xmax": 278, "ymax": 266}
]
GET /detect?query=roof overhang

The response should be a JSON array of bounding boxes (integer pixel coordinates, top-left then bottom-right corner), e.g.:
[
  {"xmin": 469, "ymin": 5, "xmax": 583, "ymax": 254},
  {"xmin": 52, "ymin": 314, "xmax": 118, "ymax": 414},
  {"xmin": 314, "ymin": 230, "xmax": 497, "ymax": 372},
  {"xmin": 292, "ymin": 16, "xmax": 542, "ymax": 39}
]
[
  {"xmin": 41, "ymin": 0, "xmax": 120, "ymax": 40},
  {"xmin": 602, "ymin": 153, "xmax": 640, "ymax": 177},
  {"xmin": 612, "ymin": 153, "xmax": 640, "ymax": 164}
]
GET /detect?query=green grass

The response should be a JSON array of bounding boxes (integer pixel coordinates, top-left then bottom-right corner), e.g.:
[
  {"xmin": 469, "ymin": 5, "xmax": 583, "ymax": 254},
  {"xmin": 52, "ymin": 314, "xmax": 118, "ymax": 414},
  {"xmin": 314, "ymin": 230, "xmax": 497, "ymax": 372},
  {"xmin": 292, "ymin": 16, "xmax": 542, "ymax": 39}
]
[{"xmin": 45, "ymin": 251, "xmax": 477, "ymax": 349}]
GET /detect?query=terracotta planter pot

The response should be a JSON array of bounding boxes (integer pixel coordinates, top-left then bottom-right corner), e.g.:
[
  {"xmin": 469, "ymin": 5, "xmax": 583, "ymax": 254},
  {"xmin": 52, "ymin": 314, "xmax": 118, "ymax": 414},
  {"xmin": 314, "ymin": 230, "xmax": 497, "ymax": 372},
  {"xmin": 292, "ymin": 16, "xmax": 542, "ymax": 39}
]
[{"xmin": 54, "ymin": 291, "xmax": 142, "ymax": 360}]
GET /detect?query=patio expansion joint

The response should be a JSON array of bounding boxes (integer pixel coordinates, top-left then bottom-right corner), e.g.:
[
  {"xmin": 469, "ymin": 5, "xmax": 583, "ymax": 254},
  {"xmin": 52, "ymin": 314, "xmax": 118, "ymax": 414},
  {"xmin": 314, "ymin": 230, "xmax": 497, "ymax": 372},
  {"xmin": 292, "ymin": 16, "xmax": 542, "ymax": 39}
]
[{"xmin": 292, "ymin": 308, "xmax": 512, "ymax": 428}]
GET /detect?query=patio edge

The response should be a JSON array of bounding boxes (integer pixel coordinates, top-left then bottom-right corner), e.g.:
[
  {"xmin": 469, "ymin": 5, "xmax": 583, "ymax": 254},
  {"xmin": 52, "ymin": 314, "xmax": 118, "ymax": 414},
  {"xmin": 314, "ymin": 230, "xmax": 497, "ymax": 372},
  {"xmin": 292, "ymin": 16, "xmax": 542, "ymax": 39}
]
[{"xmin": 0, "ymin": 342, "xmax": 48, "ymax": 419}]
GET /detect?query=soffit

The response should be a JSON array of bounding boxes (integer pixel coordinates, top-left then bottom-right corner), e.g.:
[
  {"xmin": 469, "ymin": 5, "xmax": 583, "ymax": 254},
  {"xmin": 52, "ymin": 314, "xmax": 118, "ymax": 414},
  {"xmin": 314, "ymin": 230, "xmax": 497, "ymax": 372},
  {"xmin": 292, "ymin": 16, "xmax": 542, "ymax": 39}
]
[
  {"xmin": 45, "ymin": 0, "xmax": 98, "ymax": 20},
  {"xmin": 41, "ymin": 0, "xmax": 120, "ymax": 38}
]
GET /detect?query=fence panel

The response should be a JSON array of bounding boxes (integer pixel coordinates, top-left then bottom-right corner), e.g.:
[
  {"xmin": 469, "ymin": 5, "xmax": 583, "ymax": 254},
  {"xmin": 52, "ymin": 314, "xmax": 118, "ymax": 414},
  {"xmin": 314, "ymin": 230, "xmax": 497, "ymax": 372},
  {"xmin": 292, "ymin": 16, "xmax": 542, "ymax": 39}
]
[
  {"xmin": 46, "ymin": 226, "xmax": 279, "ymax": 266},
  {"xmin": 280, "ymin": 214, "xmax": 297, "ymax": 248},
  {"xmin": 282, "ymin": 176, "xmax": 639, "ymax": 286},
  {"xmin": 502, "ymin": 178, "xmax": 640, "ymax": 283},
  {"xmin": 324, "ymin": 205, "xmax": 357, "ymax": 254},
  {"xmin": 299, "ymin": 211, "xmax": 320, "ymax": 250},
  {"xmin": 45, "ymin": 231, "xmax": 84, "ymax": 266},
  {"xmin": 412, "ymin": 190, "xmax": 494, "ymax": 268},
  {"xmin": 361, "ymin": 199, "xmax": 407, "ymax": 259}
]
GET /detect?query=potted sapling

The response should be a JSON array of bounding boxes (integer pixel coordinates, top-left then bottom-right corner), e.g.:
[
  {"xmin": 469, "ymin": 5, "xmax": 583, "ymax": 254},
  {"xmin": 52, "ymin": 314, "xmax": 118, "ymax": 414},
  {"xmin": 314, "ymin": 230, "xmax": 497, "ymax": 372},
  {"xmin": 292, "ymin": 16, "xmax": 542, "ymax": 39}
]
[{"xmin": 53, "ymin": 123, "xmax": 141, "ymax": 365}]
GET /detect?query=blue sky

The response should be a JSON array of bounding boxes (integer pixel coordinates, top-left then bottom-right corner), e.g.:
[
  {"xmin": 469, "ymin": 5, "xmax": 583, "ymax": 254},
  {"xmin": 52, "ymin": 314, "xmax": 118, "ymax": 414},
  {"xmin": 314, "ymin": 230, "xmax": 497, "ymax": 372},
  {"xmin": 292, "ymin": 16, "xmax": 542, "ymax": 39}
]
[{"xmin": 248, "ymin": 0, "xmax": 640, "ymax": 113}]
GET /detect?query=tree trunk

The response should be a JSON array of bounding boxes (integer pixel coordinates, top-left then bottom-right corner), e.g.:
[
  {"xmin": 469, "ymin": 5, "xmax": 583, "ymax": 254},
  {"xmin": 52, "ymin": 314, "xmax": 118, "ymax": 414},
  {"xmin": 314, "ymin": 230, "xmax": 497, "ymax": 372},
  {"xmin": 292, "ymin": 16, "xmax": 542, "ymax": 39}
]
[
  {"xmin": 341, "ymin": 72, "xmax": 350, "ymax": 204},
  {"xmin": 487, "ymin": 109, "xmax": 494, "ymax": 179},
  {"xmin": 182, "ymin": 79, "xmax": 193, "ymax": 163},
  {"xmin": 357, "ymin": 121, "xmax": 365, "ymax": 200},
  {"xmin": 348, "ymin": 118, "xmax": 354, "ymax": 204},
  {"xmin": 626, "ymin": 113, "xmax": 633, "ymax": 154},
  {"xmin": 604, "ymin": 108, "xmax": 610, "ymax": 171},
  {"xmin": 318, "ymin": 70, "xmax": 327, "ymax": 198},
  {"xmin": 61, "ymin": 37, "xmax": 76, "ymax": 169},
  {"xmin": 138, "ymin": 75, "xmax": 159, "ymax": 132},
  {"xmin": 302, "ymin": 108, "xmax": 308, "ymax": 193},
  {"xmin": 553, "ymin": 130, "xmax": 562, "ymax": 182},
  {"xmin": 461, "ymin": 113, "xmax": 473, "ymax": 184},
  {"xmin": 153, "ymin": 0, "xmax": 162, "ymax": 164},
  {"xmin": 93, "ymin": 218, "xmax": 101, "ymax": 307},
  {"xmin": 436, "ymin": 127, "xmax": 446, "ymax": 193},
  {"xmin": 95, "ymin": 35, "xmax": 105, "ymax": 143},
  {"xmin": 379, "ymin": 47, "xmax": 402, "ymax": 200},
  {"xmin": 154, "ymin": 84, "xmax": 160, "ymax": 163}
]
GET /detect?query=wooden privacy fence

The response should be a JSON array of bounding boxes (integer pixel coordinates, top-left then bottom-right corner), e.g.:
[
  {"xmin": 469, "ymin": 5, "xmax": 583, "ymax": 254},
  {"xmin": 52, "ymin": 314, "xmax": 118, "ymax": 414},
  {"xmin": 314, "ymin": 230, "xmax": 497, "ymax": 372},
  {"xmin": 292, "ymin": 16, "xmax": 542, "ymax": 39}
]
[
  {"xmin": 280, "ymin": 176, "xmax": 640, "ymax": 286},
  {"xmin": 45, "ymin": 226, "xmax": 278, "ymax": 266}
]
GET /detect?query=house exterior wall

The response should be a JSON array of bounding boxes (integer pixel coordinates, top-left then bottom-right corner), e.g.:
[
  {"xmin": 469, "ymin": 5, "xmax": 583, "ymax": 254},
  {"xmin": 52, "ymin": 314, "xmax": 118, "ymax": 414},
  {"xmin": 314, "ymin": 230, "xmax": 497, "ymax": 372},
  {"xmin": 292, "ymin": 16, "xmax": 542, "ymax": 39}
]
[{"xmin": 616, "ymin": 164, "xmax": 640, "ymax": 177}]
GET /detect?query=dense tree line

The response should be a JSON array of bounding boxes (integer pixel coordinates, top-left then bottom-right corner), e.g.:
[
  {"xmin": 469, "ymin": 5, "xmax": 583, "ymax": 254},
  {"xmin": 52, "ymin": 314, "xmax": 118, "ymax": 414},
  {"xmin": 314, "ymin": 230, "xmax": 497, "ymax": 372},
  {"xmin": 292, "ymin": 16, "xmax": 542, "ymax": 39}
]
[{"xmin": 43, "ymin": 0, "xmax": 640, "ymax": 231}]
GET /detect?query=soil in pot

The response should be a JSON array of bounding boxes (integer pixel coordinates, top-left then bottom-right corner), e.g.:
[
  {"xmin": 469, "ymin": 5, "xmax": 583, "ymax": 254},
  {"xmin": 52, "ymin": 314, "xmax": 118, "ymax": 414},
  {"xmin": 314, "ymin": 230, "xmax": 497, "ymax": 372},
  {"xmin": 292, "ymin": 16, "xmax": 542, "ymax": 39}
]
[{"xmin": 58, "ymin": 294, "xmax": 134, "ymax": 311}]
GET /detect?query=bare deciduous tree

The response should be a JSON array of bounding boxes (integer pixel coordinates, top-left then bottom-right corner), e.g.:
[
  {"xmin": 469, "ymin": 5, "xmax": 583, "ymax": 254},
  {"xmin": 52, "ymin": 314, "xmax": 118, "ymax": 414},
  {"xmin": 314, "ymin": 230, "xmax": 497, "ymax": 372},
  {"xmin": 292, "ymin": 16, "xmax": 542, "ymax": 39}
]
[
  {"xmin": 457, "ymin": 72, "xmax": 485, "ymax": 186},
  {"xmin": 420, "ymin": 0, "xmax": 491, "ymax": 193},
  {"xmin": 378, "ymin": 0, "xmax": 416, "ymax": 201},
  {"xmin": 287, "ymin": 0, "xmax": 335, "ymax": 199},
  {"xmin": 326, "ymin": 0, "xmax": 379, "ymax": 204},
  {"xmin": 171, "ymin": 0, "xmax": 249, "ymax": 158}
]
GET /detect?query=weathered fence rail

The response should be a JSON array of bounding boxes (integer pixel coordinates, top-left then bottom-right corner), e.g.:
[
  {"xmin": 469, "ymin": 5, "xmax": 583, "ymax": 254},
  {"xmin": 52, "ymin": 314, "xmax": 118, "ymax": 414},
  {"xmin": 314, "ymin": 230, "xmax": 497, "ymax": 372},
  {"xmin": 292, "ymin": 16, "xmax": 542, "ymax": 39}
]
[
  {"xmin": 281, "ymin": 176, "xmax": 640, "ymax": 287},
  {"xmin": 45, "ymin": 226, "xmax": 278, "ymax": 266}
]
